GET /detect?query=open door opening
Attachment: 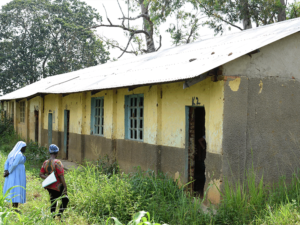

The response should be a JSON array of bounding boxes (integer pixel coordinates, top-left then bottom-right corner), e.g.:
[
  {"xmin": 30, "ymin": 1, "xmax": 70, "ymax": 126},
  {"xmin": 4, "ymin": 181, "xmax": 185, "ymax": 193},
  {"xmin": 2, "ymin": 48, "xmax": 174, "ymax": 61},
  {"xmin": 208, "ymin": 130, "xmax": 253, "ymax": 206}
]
[
  {"xmin": 64, "ymin": 110, "xmax": 70, "ymax": 160},
  {"xmin": 34, "ymin": 110, "xmax": 39, "ymax": 143},
  {"xmin": 48, "ymin": 113, "xmax": 52, "ymax": 147},
  {"xmin": 188, "ymin": 107, "xmax": 206, "ymax": 198}
]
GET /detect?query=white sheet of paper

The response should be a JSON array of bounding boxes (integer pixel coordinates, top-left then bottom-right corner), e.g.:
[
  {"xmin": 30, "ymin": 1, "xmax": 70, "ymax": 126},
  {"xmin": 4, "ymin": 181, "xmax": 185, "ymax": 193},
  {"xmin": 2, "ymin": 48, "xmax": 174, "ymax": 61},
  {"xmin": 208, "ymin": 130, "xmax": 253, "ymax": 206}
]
[{"xmin": 42, "ymin": 171, "xmax": 57, "ymax": 188}]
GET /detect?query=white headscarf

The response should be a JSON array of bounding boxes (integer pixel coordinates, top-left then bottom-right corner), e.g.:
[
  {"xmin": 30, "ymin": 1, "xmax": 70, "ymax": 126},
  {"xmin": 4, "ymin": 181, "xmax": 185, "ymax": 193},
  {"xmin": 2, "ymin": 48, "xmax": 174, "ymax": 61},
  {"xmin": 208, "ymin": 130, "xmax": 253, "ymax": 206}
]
[{"xmin": 7, "ymin": 141, "xmax": 26, "ymax": 166}]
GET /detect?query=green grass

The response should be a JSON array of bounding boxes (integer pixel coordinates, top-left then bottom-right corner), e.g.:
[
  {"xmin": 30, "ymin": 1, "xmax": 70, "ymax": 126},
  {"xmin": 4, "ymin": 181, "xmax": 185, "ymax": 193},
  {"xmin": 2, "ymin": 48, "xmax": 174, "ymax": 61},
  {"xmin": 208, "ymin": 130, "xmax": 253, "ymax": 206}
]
[{"xmin": 1, "ymin": 119, "xmax": 300, "ymax": 224}]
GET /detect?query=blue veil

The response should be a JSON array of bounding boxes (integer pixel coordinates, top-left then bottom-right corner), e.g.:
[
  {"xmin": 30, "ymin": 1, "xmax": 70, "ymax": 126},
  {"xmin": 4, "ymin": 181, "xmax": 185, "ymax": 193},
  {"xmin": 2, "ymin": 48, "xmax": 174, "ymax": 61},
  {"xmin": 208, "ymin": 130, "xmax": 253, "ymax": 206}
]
[{"xmin": 7, "ymin": 141, "xmax": 26, "ymax": 167}]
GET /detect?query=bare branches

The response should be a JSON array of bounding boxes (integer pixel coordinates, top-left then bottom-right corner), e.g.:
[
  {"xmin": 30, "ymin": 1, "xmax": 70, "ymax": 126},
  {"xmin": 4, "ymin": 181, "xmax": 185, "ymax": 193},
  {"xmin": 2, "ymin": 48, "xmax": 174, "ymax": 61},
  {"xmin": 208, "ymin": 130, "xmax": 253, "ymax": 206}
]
[
  {"xmin": 98, "ymin": 35, "xmax": 137, "ymax": 56},
  {"xmin": 118, "ymin": 35, "xmax": 135, "ymax": 58},
  {"xmin": 90, "ymin": 24, "xmax": 150, "ymax": 37},
  {"xmin": 196, "ymin": 0, "xmax": 243, "ymax": 31},
  {"xmin": 102, "ymin": 4, "xmax": 112, "ymax": 25},
  {"xmin": 89, "ymin": 0, "xmax": 163, "ymax": 58},
  {"xmin": 215, "ymin": 14, "xmax": 243, "ymax": 31},
  {"xmin": 156, "ymin": 35, "xmax": 162, "ymax": 51},
  {"xmin": 118, "ymin": 14, "xmax": 151, "ymax": 22},
  {"xmin": 116, "ymin": 0, "xmax": 125, "ymax": 27}
]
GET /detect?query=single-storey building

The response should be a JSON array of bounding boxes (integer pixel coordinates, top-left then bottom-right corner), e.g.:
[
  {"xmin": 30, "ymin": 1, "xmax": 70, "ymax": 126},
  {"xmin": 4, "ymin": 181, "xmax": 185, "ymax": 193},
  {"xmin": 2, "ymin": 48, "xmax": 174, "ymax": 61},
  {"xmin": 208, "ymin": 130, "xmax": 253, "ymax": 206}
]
[{"xmin": 1, "ymin": 18, "xmax": 300, "ymax": 204}]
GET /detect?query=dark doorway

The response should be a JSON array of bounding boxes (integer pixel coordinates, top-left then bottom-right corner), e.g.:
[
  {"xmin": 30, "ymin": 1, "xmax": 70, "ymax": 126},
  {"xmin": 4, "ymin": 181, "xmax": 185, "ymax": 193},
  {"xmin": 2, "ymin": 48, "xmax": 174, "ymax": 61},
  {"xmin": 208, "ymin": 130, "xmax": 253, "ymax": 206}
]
[
  {"xmin": 64, "ymin": 110, "xmax": 70, "ymax": 159},
  {"xmin": 194, "ymin": 107, "xmax": 206, "ymax": 197},
  {"xmin": 11, "ymin": 103, "xmax": 14, "ymax": 123},
  {"xmin": 188, "ymin": 107, "xmax": 206, "ymax": 197},
  {"xmin": 48, "ymin": 113, "xmax": 52, "ymax": 147},
  {"xmin": 34, "ymin": 110, "xmax": 39, "ymax": 143}
]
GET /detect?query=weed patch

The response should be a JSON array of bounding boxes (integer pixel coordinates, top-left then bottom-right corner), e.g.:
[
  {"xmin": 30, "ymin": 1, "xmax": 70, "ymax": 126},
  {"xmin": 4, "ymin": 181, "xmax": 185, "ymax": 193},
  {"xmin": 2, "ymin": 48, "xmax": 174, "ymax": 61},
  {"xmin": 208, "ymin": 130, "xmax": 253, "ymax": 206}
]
[{"xmin": 2, "ymin": 121, "xmax": 300, "ymax": 224}]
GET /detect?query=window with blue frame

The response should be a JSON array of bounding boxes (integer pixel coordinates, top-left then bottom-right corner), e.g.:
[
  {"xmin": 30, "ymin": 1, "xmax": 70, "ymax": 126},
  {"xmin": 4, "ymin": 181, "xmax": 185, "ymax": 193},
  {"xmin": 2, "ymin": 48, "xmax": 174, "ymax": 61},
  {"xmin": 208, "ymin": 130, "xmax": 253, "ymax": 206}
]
[
  {"xmin": 125, "ymin": 94, "xmax": 144, "ymax": 141},
  {"xmin": 91, "ymin": 97, "xmax": 104, "ymax": 135}
]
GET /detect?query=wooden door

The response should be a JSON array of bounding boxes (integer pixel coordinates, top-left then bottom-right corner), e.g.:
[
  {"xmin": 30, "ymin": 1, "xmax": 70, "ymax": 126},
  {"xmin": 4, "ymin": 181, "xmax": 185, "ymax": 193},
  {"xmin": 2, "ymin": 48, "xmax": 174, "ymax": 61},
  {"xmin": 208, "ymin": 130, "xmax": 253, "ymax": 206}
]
[{"xmin": 63, "ymin": 110, "xmax": 70, "ymax": 159}]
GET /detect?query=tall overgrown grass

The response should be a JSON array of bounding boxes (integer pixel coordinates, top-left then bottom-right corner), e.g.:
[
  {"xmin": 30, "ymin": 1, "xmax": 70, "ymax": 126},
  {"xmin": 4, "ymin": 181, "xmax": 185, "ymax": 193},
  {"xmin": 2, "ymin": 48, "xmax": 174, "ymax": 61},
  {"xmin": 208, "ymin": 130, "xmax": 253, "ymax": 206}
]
[
  {"xmin": 1, "ymin": 116, "xmax": 300, "ymax": 224},
  {"xmin": 67, "ymin": 164, "xmax": 210, "ymax": 224}
]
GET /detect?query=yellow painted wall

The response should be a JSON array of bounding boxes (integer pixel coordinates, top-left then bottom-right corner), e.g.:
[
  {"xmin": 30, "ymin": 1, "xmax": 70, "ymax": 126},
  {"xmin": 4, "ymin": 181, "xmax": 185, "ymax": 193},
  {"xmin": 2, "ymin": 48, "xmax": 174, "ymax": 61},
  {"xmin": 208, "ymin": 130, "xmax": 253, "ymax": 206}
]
[
  {"xmin": 160, "ymin": 79, "xmax": 224, "ymax": 153},
  {"xmin": 15, "ymin": 100, "xmax": 26, "ymax": 140},
  {"xmin": 3, "ymin": 77, "xmax": 224, "ymax": 204},
  {"xmin": 86, "ymin": 79, "xmax": 224, "ymax": 153},
  {"xmin": 43, "ymin": 95, "xmax": 60, "ymax": 131},
  {"xmin": 85, "ymin": 90, "xmax": 114, "ymax": 138},
  {"xmin": 40, "ymin": 78, "xmax": 224, "ymax": 154},
  {"xmin": 5, "ymin": 76, "xmax": 224, "ymax": 156},
  {"xmin": 59, "ymin": 93, "xmax": 83, "ymax": 134},
  {"xmin": 114, "ymin": 85, "xmax": 159, "ymax": 144},
  {"xmin": 28, "ymin": 97, "xmax": 41, "ymax": 141}
]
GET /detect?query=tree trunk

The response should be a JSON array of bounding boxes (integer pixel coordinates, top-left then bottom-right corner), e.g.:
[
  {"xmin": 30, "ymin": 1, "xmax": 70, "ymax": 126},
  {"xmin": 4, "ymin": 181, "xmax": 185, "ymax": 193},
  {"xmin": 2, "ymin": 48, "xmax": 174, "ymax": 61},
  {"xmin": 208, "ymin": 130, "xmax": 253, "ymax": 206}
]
[
  {"xmin": 241, "ymin": 0, "xmax": 252, "ymax": 30},
  {"xmin": 139, "ymin": 1, "xmax": 156, "ymax": 53},
  {"xmin": 278, "ymin": 0, "xmax": 286, "ymax": 22}
]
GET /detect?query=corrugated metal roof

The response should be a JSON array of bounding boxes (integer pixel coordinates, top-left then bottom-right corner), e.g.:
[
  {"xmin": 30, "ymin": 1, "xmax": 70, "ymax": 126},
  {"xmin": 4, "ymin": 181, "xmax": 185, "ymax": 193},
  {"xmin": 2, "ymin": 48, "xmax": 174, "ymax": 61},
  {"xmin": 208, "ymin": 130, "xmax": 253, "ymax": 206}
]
[{"xmin": 1, "ymin": 18, "xmax": 300, "ymax": 101}]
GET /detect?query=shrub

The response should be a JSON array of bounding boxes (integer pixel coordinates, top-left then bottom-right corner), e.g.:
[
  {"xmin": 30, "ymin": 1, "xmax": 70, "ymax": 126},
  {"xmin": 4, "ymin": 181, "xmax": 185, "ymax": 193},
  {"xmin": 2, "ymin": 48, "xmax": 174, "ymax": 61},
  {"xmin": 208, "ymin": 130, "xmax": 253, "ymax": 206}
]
[
  {"xmin": 0, "ymin": 117, "xmax": 17, "ymax": 147},
  {"xmin": 25, "ymin": 140, "xmax": 48, "ymax": 165}
]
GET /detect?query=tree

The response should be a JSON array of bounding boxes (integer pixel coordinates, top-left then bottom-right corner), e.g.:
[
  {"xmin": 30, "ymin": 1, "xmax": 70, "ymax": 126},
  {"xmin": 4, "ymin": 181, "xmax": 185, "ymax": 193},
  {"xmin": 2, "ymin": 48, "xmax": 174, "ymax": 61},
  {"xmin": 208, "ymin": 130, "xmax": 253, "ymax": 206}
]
[
  {"xmin": 92, "ymin": 0, "xmax": 184, "ymax": 58},
  {"xmin": 0, "ymin": 0, "xmax": 110, "ymax": 95},
  {"xmin": 167, "ymin": 0, "xmax": 288, "ymax": 45},
  {"xmin": 167, "ymin": 5, "xmax": 205, "ymax": 46},
  {"xmin": 186, "ymin": 0, "xmax": 287, "ymax": 35},
  {"xmin": 287, "ymin": 0, "xmax": 300, "ymax": 19}
]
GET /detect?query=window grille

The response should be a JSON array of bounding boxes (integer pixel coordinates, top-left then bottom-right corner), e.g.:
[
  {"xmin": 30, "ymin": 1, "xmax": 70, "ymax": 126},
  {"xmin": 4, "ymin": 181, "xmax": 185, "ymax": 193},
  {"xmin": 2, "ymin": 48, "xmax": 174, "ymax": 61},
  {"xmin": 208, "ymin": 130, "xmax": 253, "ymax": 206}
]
[
  {"xmin": 125, "ymin": 94, "xmax": 144, "ymax": 141},
  {"xmin": 91, "ymin": 97, "xmax": 104, "ymax": 135}
]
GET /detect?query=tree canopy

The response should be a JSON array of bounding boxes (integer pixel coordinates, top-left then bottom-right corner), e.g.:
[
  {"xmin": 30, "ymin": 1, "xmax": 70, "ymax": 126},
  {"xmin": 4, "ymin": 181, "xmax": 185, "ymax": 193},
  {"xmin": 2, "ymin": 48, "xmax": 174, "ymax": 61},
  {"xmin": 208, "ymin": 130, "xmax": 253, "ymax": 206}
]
[
  {"xmin": 0, "ymin": 0, "xmax": 110, "ymax": 95},
  {"xmin": 94, "ymin": 0, "xmax": 185, "ymax": 58},
  {"xmin": 98, "ymin": 0, "xmax": 290, "ymax": 55}
]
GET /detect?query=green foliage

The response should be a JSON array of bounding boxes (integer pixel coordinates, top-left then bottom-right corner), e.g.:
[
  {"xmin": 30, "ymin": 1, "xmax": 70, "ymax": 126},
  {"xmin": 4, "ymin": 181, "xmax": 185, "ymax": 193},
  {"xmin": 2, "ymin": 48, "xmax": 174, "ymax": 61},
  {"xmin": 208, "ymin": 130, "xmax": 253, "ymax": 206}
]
[
  {"xmin": 167, "ymin": 8, "xmax": 201, "ymax": 46},
  {"xmin": 0, "ymin": 186, "xmax": 22, "ymax": 225},
  {"xmin": 25, "ymin": 141, "xmax": 48, "ymax": 165},
  {"xmin": 101, "ymin": 0, "xmax": 185, "ymax": 56},
  {"xmin": 0, "ymin": 116, "xmax": 17, "ymax": 147},
  {"xmin": 0, "ymin": 117, "xmax": 47, "ymax": 165},
  {"xmin": 215, "ymin": 171, "xmax": 265, "ymax": 224},
  {"xmin": 107, "ymin": 211, "xmax": 167, "ymax": 225},
  {"xmin": 187, "ymin": 0, "xmax": 286, "ymax": 35},
  {"xmin": 0, "ymin": 0, "xmax": 110, "ymax": 95},
  {"xmin": 66, "ymin": 163, "xmax": 210, "ymax": 224},
  {"xmin": 94, "ymin": 155, "xmax": 120, "ymax": 178},
  {"xmin": 4, "ymin": 128, "xmax": 300, "ymax": 224},
  {"xmin": 255, "ymin": 200, "xmax": 300, "ymax": 225},
  {"xmin": 287, "ymin": 1, "xmax": 300, "ymax": 19}
]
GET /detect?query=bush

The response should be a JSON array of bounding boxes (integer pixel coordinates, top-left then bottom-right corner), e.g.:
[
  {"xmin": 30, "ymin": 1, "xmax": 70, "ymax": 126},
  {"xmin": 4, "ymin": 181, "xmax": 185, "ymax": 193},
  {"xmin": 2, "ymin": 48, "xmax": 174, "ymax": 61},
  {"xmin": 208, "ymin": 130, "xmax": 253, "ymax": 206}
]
[
  {"xmin": 0, "ymin": 116, "xmax": 47, "ymax": 165},
  {"xmin": 25, "ymin": 141, "xmax": 48, "ymax": 165},
  {"xmin": 0, "ymin": 117, "xmax": 17, "ymax": 146}
]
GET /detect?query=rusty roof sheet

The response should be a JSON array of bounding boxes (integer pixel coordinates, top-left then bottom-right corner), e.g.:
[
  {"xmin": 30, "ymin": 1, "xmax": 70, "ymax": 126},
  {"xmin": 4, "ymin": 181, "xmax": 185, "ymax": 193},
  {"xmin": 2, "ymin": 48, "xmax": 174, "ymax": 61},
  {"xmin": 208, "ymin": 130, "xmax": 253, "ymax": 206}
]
[{"xmin": 1, "ymin": 18, "xmax": 300, "ymax": 101}]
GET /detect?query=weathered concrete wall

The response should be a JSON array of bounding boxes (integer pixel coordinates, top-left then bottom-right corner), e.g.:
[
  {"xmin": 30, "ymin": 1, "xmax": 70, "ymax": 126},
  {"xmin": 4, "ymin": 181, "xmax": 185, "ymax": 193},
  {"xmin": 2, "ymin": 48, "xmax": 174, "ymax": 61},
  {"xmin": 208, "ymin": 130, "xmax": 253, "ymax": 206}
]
[
  {"xmin": 223, "ymin": 32, "xmax": 300, "ymax": 79},
  {"xmin": 223, "ymin": 76, "xmax": 300, "ymax": 184},
  {"xmin": 222, "ymin": 32, "xmax": 300, "ymax": 184}
]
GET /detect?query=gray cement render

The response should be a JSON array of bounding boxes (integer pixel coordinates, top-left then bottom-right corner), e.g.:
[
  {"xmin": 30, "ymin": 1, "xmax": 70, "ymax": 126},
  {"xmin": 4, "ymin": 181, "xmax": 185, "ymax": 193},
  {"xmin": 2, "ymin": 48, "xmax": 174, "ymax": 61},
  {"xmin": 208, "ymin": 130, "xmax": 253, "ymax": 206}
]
[
  {"xmin": 223, "ymin": 77, "xmax": 300, "ymax": 184},
  {"xmin": 223, "ymin": 32, "xmax": 300, "ymax": 79},
  {"xmin": 222, "ymin": 30, "xmax": 300, "ymax": 184},
  {"xmin": 221, "ymin": 32, "xmax": 300, "ymax": 184}
]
